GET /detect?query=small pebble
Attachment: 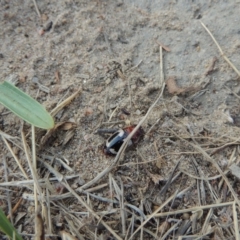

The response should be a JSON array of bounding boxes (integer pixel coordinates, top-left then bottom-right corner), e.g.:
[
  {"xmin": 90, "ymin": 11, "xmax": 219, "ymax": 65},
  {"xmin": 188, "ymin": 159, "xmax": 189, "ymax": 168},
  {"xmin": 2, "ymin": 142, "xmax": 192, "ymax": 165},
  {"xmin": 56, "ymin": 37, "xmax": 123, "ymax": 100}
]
[
  {"xmin": 135, "ymin": 109, "xmax": 141, "ymax": 115},
  {"xmin": 84, "ymin": 107, "xmax": 93, "ymax": 116},
  {"xmin": 96, "ymin": 64, "xmax": 103, "ymax": 69},
  {"xmin": 131, "ymin": 84, "xmax": 137, "ymax": 90},
  {"xmin": 105, "ymin": 78, "xmax": 111, "ymax": 85},
  {"xmin": 32, "ymin": 76, "xmax": 39, "ymax": 84},
  {"xmin": 98, "ymin": 105, "xmax": 103, "ymax": 112},
  {"xmin": 79, "ymin": 74, "xmax": 89, "ymax": 79}
]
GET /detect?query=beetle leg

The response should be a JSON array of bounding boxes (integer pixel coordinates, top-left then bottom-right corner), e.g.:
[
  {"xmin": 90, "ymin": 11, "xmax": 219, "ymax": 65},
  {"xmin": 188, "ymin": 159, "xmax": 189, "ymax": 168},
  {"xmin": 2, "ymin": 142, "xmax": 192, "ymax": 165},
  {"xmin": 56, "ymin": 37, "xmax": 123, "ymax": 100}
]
[{"xmin": 96, "ymin": 128, "xmax": 119, "ymax": 134}]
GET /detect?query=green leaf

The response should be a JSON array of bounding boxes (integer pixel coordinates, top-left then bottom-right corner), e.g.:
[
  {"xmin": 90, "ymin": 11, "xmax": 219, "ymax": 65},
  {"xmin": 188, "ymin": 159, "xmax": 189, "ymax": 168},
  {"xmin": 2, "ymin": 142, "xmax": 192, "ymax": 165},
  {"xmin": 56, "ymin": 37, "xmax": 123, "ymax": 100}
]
[
  {"xmin": 0, "ymin": 81, "xmax": 54, "ymax": 129},
  {"xmin": 0, "ymin": 208, "xmax": 23, "ymax": 240}
]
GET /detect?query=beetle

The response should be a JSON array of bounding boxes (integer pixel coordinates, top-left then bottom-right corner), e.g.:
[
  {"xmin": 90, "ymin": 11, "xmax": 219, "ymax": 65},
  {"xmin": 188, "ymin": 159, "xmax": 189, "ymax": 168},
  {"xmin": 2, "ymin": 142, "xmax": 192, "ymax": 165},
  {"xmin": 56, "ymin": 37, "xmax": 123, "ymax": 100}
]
[{"xmin": 103, "ymin": 125, "xmax": 144, "ymax": 155}]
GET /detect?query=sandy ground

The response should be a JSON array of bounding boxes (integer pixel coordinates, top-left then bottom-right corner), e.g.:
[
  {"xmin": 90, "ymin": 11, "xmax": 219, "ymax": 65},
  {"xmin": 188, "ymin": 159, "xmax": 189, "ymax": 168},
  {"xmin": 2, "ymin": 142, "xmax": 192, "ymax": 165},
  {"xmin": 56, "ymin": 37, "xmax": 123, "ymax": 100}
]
[{"xmin": 1, "ymin": 1, "xmax": 240, "ymax": 239}]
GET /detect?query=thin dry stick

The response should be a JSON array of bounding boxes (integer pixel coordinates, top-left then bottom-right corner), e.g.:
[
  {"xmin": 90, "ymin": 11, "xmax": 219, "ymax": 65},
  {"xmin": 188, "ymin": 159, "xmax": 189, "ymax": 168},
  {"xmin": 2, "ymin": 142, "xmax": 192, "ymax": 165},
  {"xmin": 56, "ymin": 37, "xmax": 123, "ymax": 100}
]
[
  {"xmin": 0, "ymin": 174, "xmax": 80, "ymax": 187},
  {"xmin": 160, "ymin": 46, "xmax": 164, "ymax": 88},
  {"xmin": 161, "ymin": 220, "xmax": 182, "ymax": 240},
  {"xmin": 50, "ymin": 88, "xmax": 81, "ymax": 117},
  {"xmin": 128, "ymin": 79, "xmax": 132, "ymax": 120},
  {"xmin": 62, "ymin": 179, "xmax": 122, "ymax": 240},
  {"xmin": 21, "ymin": 129, "xmax": 42, "ymax": 199},
  {"xmin": 180, "ymin": 169, "xmax": 221, "ymax": 180},
  {"xmin": 169, "ymin": 127, "xmax": 240, "ymax": 208},
  {"xmin": 2, "ymin": 136, "xmax": 28, "ymax": 179},
  {"xmin": 140, "ymin": 200, "xmax": 144, "ymax": 240},
  {"xmin": 200, "ymin": 21, "xmax": 240, "ymax": 77},
  {"xmin": 200, "ymin": 208, "xmax": 213, "ymax": 235},
  {"xmin": 154, "ymin": 201, "xmax": 234, "ymax": 218},
  {"xmin": 3, "ymin": 157, "xmax": 13, "ymax": 224},
  {"xmin": 129, "ymin": 190, "xmax": 178, "ymax": 240},
  {"xmin": 225, "ymin": 85, "xmax": 240, "ymax": 100},
  {"xmin": 113, "ymin": 177, "xmax": 126, "ymax": 236},
  {"xmin": 232, "ymin": 201, "xmax": 239, "ymax": 240},
  {"xmin": 80, "ymin": 46, "xmax": 165, "ymax": 190},
  {"xmin": 125, "ymin": 215, "xmax": 134, "ymax": 240},
  {"xmin": 31, "ymin": 125, "xmax": 38, "ymax": 221},
  {"xmin": 32, "ymin": 0, "xmax": 41, "ymax": 18},
  {"xmin": 108, "ymin": 174, "xmax": 113, "ymax": 209},
  {"xmin": 7, "ymin": 198, "xmax": 23, "ymax": 219},
  {"xmin": 120, "ymin": 178, "xmax": 126, "ymax": 236},
  {"xmin": 46, "ymin": 189, "xmax": 52, "ymax": 234},
  {"xmin": 210, "ymin": 136, "xmax": 240, "ymax": 156}
]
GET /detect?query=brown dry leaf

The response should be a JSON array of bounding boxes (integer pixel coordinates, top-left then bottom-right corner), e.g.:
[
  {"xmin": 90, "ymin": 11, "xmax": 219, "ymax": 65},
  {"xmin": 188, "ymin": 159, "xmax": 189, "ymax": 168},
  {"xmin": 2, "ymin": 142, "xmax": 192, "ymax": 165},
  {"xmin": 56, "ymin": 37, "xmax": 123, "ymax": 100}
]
[
  {"xmin": 212, "ymin": 227, "xmax": 225, "ymax": 240},
  {"xmin": 165, "ymin": 77, "xmax": 185, "ymax": 95},
  {"xmin": 156, "ymin": 156, "xmax": 166, "ymax": 169},
  {"xmin": 60, "ymin": 122, "xmax": 77, "ymax": 130},
  {"xmin": 55, "ymin": 71, "xmax": 60, "ymax": 83},
  {"xmin": 165, "ymin": 77, "xmax": 200, "ymax": 95},
  {"xmin": 60, "ymin": 231, "xmax": 78, "ymax": 240},
  {"xmin": 35, "ymin": 213, "xmax": 45, "ymax": 240},
  {"xmin": 84, "ymin": 107, "xmax": 93, "ymax": 116},
  {"xmin": 117, "ymin": 69, "xmax": 126, "ymax": 80},
  {"xmin": 40, "ymin": 122, "xmax": 76, "ymax": 146},
  {"xmin": 148, "ymin": 172, "xmax": 165, "ymax": 185},
  {"xmin": 41, "ymin": 13, "xmax": 49, "ymax": 21},
  {"xmin": 153, "ymin": 204, "xmax": 159, "ymax": 211},
  {"xmin": 204, "ymin": 57, "xmax": 217, "ymax": 76},
  {"xmin": 62, "ymin": 130, "xmax": 75, "ymax": 146},
  {"xmin": 158, "ymin": 221, "xmax": 170, "ymax": 234},
  {"xmin": 19, "ymin": 73, "xmax": 26, "ymax": 83}
]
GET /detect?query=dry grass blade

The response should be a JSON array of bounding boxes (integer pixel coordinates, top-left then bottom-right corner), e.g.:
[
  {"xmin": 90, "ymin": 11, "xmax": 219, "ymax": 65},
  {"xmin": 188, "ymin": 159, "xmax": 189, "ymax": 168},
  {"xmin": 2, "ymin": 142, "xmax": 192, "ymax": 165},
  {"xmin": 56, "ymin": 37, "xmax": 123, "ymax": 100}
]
[
  {"xmin": 192, "ymin": 159, "xmax": 206, "ymax": 205},
  {"xmin": 180, "ymin": 169, "xmax": 221, "ymax": 180},
  {"xmin": 200, "ymin": 21, "xmax": 240, "ymax": 77},
  {"xmin": 50, "ymin": 88, "xmax": 81, "ymax": 117},
  {"xmin": 159, "ymin": 46, "xmax": 164, "ymax": 88},
  {"xmin": 159, "ymin": 157, "xmax": 181, "ymax": 196},
  {"xmin": 129, "ymin": 190, "xmax": 178, "ymax": 240},
  {"xmin": 204, "ymin": 56, "xmax": 217, "ymax": 76},
  {"xmin": 62, "ymin": 179, "xmax": 122, "ymax": 240},
  {"xmin": 0, "ymin": 130, "xmax": 23, "ymax": 154},
  {"xmin": 31, "ymin": 125, "xmax": 39, "ymax": 237},
  {"xmin": 45, "ymin": 189, "xmax": 52, "ymax": 234},
  {"xmin": 176, "ymin": 219, "xmax": 191, "ymax": 237},
  {"xmin": 155, "ymin": 40, "xmax": 171, "ymax": 52},
  {"xmin": 191, "ymin": 210, "xmax": 203, "ymax": 234},
  {"xmin": 154, "ymin": 201, "xmax": 234, "ymax": 218},
  {"xmin": 38, "ymin": 158, "xmax": 63, "ymax": 181},
  {"xmin": 49, "ymin": 156, "xmax": 73, "ymax": 172},
  {"xmin": 21, "ymin": 129, "xmax": 42, "ymax": 199},
  {"xmin": 32, "ymin": 0, "xmax": 41, "ymax": 18},
  {"xmin": 112, "ymin": 176, "xmax": 126, "ymax": 236},
  {"xmin": 168, "ymin": 126, "xmax": 240, "ymax": 208},
  {"xmin": 3, "ymin": 157, "xmax": 13, "ymax": 224},
  {"xmin": 0, "ymin": 174, "xmax": 80, "ymax": 187},
  {"xmin": 200, "ymin": 208, "xmax": 213, "ymax": 235},
  {"xmin": 0, "ymin": 129, "xmax": 19, "ymax": 140},
  {"xmin": 125, "ymin": 215, "xmax": 135, "ymax": 240},
  {"xmin": 161, "ymin": 220, "xmax": 182, "ymax": 240},
  {"xmin": 1, "ymin": 136, "xmax": 28, "ymax": 179},
  {"xmin": 65, "ymin": 217, "xmax": 84, "ymax": 240},
  {"xmin": 35, "ymin": 213, "xmax": 45, "ymax": 240},
  {"xmin": 60, "ymin": 230, "xmax": 78, "ymax": 240},
  {"xmin": 232, "ymin": 201, "xmax": 239, "ymax": 240},
  {"xmin": 7, "ymin": 198, "xmax": 23, "ymax": 220}
]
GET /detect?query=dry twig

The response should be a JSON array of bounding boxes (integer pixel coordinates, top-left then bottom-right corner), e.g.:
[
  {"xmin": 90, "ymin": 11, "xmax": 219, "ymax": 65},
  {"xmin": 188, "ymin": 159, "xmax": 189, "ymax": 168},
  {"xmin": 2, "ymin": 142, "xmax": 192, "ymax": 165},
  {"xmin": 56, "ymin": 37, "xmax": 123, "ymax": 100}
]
[{"xmin": 201, "ymin": 21, "xmax": 240, "ymax": 77}]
